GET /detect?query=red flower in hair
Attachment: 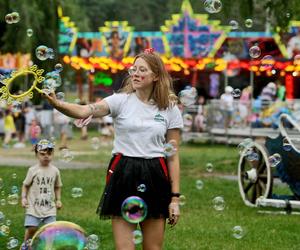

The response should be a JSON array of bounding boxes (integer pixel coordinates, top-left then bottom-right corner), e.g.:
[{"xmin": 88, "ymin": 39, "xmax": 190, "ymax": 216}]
[{"xmin": 144, "ymin": 48, "xmax": 155, "ymax": 54}]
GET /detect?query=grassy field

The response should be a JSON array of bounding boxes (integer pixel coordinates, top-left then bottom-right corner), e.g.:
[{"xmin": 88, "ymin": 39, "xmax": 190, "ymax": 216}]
[{"xmin": 0, "ymin": 136, "xmax": 299, "ymax": 250}]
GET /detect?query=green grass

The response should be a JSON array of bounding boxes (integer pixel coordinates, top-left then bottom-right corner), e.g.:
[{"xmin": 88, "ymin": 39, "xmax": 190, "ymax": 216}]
[{"xmin": 0, "ymin": 141, "xmax": 300, "ymax": 249}]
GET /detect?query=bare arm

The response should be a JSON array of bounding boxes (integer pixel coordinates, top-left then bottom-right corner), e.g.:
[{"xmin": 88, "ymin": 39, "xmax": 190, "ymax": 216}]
[
  {"xmin": 21, "ymin": 185, "xmax": 29, "ymax": 208},
  {"xmin": 54, "ymin": 186, "xmax": 62, "ymax": 209},
  {"xmin": 166, "ymin": 129, "xmax": 181, "ymax": 196},
  {"xmin": 43, "ymin": 92, "xmax": 110, "ymax": 119},
  {"xmin": 166, "ymin": 128, "xmax": 181, "ymax": 227}
]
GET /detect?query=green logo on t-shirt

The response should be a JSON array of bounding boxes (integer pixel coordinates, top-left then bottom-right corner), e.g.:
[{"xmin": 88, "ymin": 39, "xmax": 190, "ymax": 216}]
[{"xmin": 154, "ymin": 113, "xmax": 165, "ymax": 123}]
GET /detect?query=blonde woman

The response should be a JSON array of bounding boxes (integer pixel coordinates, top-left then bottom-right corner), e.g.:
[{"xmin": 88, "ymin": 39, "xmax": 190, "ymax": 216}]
[{"xmin": 43, "ymin": 49, "xmax": 183, "ymax": 250}]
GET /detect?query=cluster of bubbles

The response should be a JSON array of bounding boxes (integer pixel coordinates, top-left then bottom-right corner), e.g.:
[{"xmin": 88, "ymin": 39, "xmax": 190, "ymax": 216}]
[
  {"xmin": 121, "ymin": 196, "xmax": 148, "ymax": 224},
  {"xmin": 60, "ymin": 148, "xmax": 74, "ymax": 163},
  {"xmin": 163, "ymin": 141, "xmax": 177, "ymax": 157},
  {"xmin": 0, "ymin": 211, "xmax": 10, "ymax": 237},
  {"xmin": 7, "ymin": 237, "xmax": 19, "ymax": 249},
  {"xmin": 86, "ymin": 234, "xmax": 100, "ymax": 250},
  {"xmin": 42, "ymin": 69, "xmax": 63, "ymax": 94},
  {"xmin": 56, "ymin": 92, "xmax": 65, "ymax": 101},
  {"xmin": 71, "ymin": 187, "xmax": 83, "ymax": 198},
  {"xmin": 5, "ymin": 12, "xmax": 20, "ymax": 24},
  {"xmin": 204, "ymin": 0, "xmax": 222, "ymax": 14},
  {"xmin": 132, "ymin": 230, "xmax": 143, "ymax": 245},
  {"xmin": 91, "ymin": 137, "xmax": 101, "ymax": 150},
  {"xmin": 178, "ymin": 87, "xmax": 198, "ymax": 107},
  {"xmin": 36, "ymin": 45, "xmax": 55, "ymax": 61}
]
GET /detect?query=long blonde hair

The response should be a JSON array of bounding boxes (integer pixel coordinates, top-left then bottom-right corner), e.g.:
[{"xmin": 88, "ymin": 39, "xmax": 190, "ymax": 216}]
[{"xmin": 120, "ymin": 52, "xmax": 177, "ymax": 110}]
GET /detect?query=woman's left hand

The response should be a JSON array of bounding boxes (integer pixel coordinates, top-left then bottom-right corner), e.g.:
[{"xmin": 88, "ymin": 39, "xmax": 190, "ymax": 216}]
[{"xmin": 168, "ymin": 201, "xmax": 180, "ymax": 227}]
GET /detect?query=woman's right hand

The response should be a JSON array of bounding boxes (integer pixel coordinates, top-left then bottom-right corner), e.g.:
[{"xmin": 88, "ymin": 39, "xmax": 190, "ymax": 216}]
[{"xmin": 42, "ymin": 90, "xmax": 59, "ymax": 107}]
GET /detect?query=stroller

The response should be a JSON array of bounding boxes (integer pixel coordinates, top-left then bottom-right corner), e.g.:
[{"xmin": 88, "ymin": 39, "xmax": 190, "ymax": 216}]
[{"xmin": 238, "ymin": 114, "xmax": 300, "ymax": 212}]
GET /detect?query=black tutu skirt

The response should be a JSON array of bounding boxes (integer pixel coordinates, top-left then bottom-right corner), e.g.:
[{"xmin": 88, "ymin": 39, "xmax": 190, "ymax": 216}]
[{"xmin": 96, "ymin": 153, "xmax": 172, "ymax": 220}]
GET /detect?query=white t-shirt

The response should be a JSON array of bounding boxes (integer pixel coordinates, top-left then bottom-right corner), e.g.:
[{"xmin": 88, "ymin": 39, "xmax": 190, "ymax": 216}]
[
  {"xmin": 104, "ymin": 93, "xmax": 183, "ymax": 158},
  {"xmin": 23, "ymin": 164, "xmax": 63, "ymax": 218},
  {"xmin": 220, "ymin": 93, "xmax": 234, "ymax": 111}
]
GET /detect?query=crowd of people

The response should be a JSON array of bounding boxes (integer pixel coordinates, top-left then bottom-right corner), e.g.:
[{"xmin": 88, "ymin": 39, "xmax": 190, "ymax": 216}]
[{"xmin": 0, "ymin": 99, "xmax": 114, "ymax": 149}]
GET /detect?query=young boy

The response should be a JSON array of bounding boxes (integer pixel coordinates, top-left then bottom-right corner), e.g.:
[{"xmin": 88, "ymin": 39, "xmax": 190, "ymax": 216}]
[{"xmin": 20, "ymin": 139, "xmax": 63, "ymax": 249}]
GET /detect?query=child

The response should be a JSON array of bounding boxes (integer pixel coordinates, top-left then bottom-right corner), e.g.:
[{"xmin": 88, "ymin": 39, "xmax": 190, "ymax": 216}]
[
  {"xmin": 29, "ymin": 119, "xmax": 41, "ymax": 146},
  {"xmin": 20, "ymin": 139, "xmax": 62, "ymax": 250}
]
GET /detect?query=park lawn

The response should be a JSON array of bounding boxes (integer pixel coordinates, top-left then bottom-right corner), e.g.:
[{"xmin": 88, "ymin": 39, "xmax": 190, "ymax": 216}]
[{"xmin": 0, "ymin": 143, "xmax": 299, "ymax": 249}]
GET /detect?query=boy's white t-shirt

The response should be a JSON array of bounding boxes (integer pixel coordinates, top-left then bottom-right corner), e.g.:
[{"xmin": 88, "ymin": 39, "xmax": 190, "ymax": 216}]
[
  {"xmin": 104, "ymin": 93, "xmax": 183, "ymax": 158},
  {"xmin": 23, "ymin": 164, "xmax": 63, "ymax": 218}
]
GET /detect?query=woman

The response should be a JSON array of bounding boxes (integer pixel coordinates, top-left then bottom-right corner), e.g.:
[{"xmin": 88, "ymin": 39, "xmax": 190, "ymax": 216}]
[{"xmin": 43, "ymin": 49, "xmax": 183, "ymax": 250}]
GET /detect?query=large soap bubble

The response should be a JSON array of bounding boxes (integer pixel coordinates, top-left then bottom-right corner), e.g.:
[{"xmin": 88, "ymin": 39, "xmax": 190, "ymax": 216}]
[
  {"xmin": 121, "ymin": 196, "xmax": 148, "ymax": 224},
  {"xmin": 30, "ymin": 221, "xmax": 86, "ymax": 250}
]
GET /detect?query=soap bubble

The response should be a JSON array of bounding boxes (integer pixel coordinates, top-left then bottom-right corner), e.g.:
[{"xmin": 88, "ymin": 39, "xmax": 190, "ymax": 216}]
[
  {"xmin": 1, "ymin": 199, "xmax": 6, "ymax": 206},
  {"xmin": 249, "ymin": 45, "xmax": 261, "ymax": 58},
  {"xmin": 60, "ymin": 148, "xmax": 74, "ymax": 163},
  {"xmin": 71, "ymin": 187, "xmax": 83, "ymax": 198},
  {"xmin": 163, "ymin": 142, "xmax": 177, "ymax": 157},
  {"xmin": 27, "ymin": 29, "xmax": 33, "ymax": 37},
  {"xmin": 11, "ymin": 185, "xmax": 19, "ymax": 194},
  {"xmin": 47, "ymin": 48, "xmax": 55, "ymax": 59},
  {"xmin": 54, "ymin": 63, "xmax": 63, "ymax": 72},
  {"xmin": 232, "ymin": 225, "xmax": 244, "ymax": 239},
  {"xmin": 0, "ymin": 224, "xmax": 10, "ymax": 236},
  {"xmin": 245, "ymin": 19, "xmax": 253, "ymax": 28},
  {"xmin": 204, "ymin": 0, "xmax": 222, "ymax": 14},
  {"xmin": 6, "ymin": 219, "xmax": 11, "ymax": 226},
  {"xmin": 229, "ymin": 20, "xmax": 239, "ymax": 30},
  {"xmin": 56, "ymin": 92, "xmax": 65, "ymax": 101},
  {"xmin": 132, "ymin": 230, "xmax": 143, "ymax": 244},
  {"xmin": 268, "ymin": 153, "xmax": 281, "ymax": 167},
  {"xmin": 182, "ymin": 113, "xmax": 193, "ymax": 132},
  {"xmin": 11, "ymin": 101, "xmax": 22, "ymax": 113},
  {"xmin": 91, "ymin": 137, "xmax": 101, "ymax": 150},
  {"xmin": 5, "ymin": 14, "xmax": 13, "ymax": 24},
  {"xmin": 36, "ymin": 45, "xmax": 49, "ymax": 61},
  {"xmin": 0, "ymin": 178, "xmax": 3, "ymax": 189},
  {"xmin": 86, "ymin": 234, "xmax": 99, "ymax": 250},
  {"xmin": 206, "ymin": 163, "xmax": 214, "ymax": 173},
  {"xmin": 7, "ymin": 194, "xmax": 18, "ymax": 205},
  {"xmin": 231, "ymin": 88, "xmax": 241, "ymax": 98},
  {"xmin": 30, "ymin": 221, "xmax": 86, "ymax": 250},
  {"xmin": 137, "ymin": 184, "xmax": 147, "ymax": 193},
  {"xmin": 196, "ymin": 180, "xmax": 204, "ymax": 190},
  {"xmin": 212, "ymin": 196, "xmax": 225, "ymax": 211},
  {"xmin": 261, "ymin": 55, "xmax": 275, "ymax": 70},
  {"xmin": 179, "ymin": 195, "xmax": 186, "ymax": 206},
  {"xmin": 179, "ymin": 87, "xmax": 197, "ymax": 107},
  {"xmin": 283, "ymin": 137, "xmax": 292, "ymax": 151},
  {"xmin": 237, "ymin": 138, "xmax": 254, "ymax": 155},
  {"xmin": 121, "ymin": 196, "xmax": 148, "ymax": 224},
  {"xmin": 11, "ymin": 12, "xmax": 20, "ymax": 23},
  {"xmin": 0, "ymin": 211, "xmax": 5, "ymax": 224}
]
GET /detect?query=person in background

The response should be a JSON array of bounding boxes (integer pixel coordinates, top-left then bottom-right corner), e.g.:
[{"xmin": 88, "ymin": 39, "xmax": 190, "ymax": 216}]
[
  {"xmin": 53, "ymin": 109, "xmax": 70, "ymax": 150},
  {"xmin": 3, "ymin": 109, "xmax": 16, "ymax": 148},
  {"xmin": 220, "ymin": 86, "xmax": 234, "ymax": 131},
  {"xmin": 276, "ymin": 80, "xmax": 286, "ymax": 101},
  {"xmin": 29, "ymin": 119, "xmax": 41, "ymax": 146},
  {"xmin": 20, "ymin": 139, "xmax": 62, "ymax": 250}
]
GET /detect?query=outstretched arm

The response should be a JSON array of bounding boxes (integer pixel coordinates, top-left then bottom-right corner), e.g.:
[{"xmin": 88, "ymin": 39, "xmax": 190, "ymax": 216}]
[{"xmin": 43, "ymin": 92, "xmax": 110, "ymax": 119}]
